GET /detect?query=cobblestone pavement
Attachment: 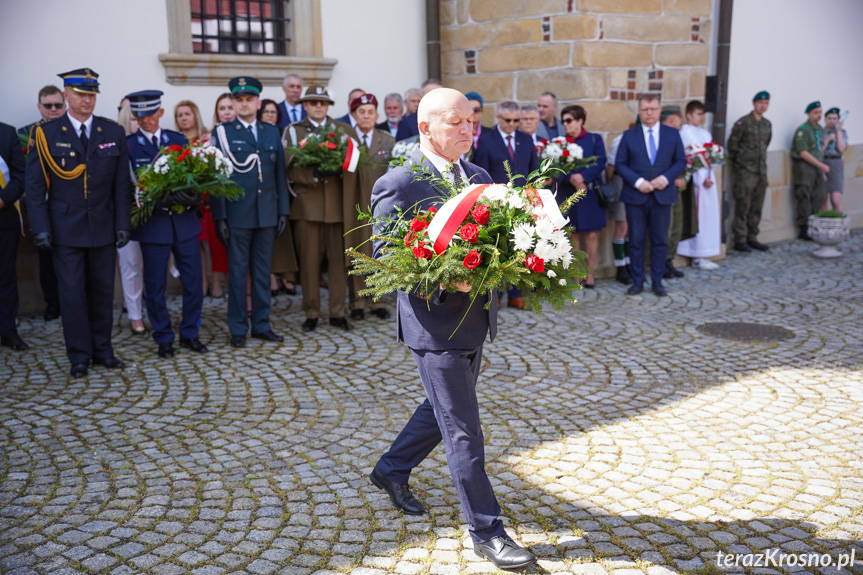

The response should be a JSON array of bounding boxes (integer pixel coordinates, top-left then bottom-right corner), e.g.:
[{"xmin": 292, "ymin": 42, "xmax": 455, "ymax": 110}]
[{"xmin": 2, "ymin": 233, "xmax": 862, "ymax": 575}]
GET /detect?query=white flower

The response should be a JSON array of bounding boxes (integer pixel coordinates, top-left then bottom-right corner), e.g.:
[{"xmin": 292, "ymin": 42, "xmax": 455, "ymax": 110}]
[
  {"xmin": 534, "ymin": 217, "xmax": 555, "ymax": 240},
  {"xmin": 567, "ymin": 143, "xmax": 584, "ymax": 159},
  {"xmin": 153, "ymin": 156, "xmax": 170, "ymax": 175},
  {"xmin": 511, "ymin": 223, "xmax": 535, "ymax": 252},
  {"xmin": 533, "ymin": 240, "xmax": 556, "ymax": 261},
  {"xmin": 505, "ymin": 193, "xmax": 525, "ymax": 210},
  {"xmin": 559, "ymin": 279, "xmax": 567, "ymax": 286},
  {"xmin": 479, "ymin": 184, "xmax": 508, "ymax": 203},
  {"xmin": 547, "ymin": 270, "xmax": 557, "ymax": 278},
  {"xmin": 559, "ymin": 251, "xmax": 573, "ymax": 269}
]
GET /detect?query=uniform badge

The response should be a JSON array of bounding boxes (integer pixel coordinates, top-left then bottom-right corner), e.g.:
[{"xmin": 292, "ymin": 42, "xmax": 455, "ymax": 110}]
[
  {"xmin": 61, "ymin": 126, "xmax": 67, "ymax": 132},
  {"xmin": 97, "ymin": 126, "xmax": 102, "ymax": 132},
  {"xmin": 56, "ymin": 142, "xmax": 71, "ymax": 148},
  {"xmin": 69, "ymin": 152, "xmax": 75, "ymax": 158},
  {"xmin": 138, "ymin": 136, "xmax": 146, "ymax": 145},
  {"xmin": 797, "ymin": 130, "xmax": 803, "ymax": 137}
]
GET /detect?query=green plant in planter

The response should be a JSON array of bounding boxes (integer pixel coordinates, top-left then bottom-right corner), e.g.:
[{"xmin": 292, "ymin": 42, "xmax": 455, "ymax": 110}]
[{"xmin": 814, "ymin": 210, "xmax": 846, "ymax": 218}]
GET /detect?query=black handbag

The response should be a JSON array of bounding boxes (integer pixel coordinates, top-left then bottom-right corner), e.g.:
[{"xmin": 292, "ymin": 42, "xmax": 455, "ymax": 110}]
[{"xmin": 588, "ymin": 133, "xmax": 618, "ymax": 209}]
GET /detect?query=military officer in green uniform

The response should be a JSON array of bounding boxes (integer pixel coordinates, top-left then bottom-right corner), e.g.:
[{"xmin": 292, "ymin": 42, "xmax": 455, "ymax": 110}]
[
  {"xmin": 790, "ymin": 101, "xmax": 828, "ymax": 240},
  {"xmin": 727, "ymin": 91, "xmax": 772, "ymax": 252}
]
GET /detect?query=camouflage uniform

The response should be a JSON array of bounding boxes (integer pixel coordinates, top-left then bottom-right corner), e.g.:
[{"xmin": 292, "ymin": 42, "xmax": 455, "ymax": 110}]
[
  {"xmin": 790, "ymin": 121, "xmax": 825, "ymax": 226},
  {"xmin": 727, "ymin": 112, "xmax": 771, "ymax": 243}
]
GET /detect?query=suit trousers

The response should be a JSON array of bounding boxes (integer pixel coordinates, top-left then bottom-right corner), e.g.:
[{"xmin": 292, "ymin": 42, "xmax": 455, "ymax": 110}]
[
  {"xmin": 38, "ymin": 247, "xmax": 60, "ymax": 307},
  {"xmin": 117, "ymin": 240, "xmax": 145, "ymax": 321},
  {"xmin": 0, "ymin": 229, "xmax": 20, "ymax": 337},
  {"xmin": 141, "ymin": 236, "xmax": 203, "ymax": 344},
  {"xmin": 52, "ymin": 244, "xmax": 117, "ymax": 364},
  {"xmin": 626, "ymin": 195, "xmax": 672, "ymax": 287},
  {"xmin": 227, "ymin": 226, "xmax": 275, "ymax": 336},
  {"xmin": 375, "ymin": 346, "xmax": 505, "ymax": 544},
  {"xmin": 295, "ymin": 220, "xmax": 346, "ymax": 319}
]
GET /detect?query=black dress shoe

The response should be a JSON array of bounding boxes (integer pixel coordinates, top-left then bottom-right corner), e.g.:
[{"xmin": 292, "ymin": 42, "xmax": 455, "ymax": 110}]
[
  {"xmin": 93, "ymin": 356, "xmax": 125, "ymax": 369},
  {"xmin": 652, "ymin": 284, "xmax": 668, "ymax": 297},
  {"xmin": 70, "ymin": 363, "xmax": 88, "ymax": 378},
  {"xmin": 371, "ymin": 308, "xmax": 391, "ymax": 319},
  {"xmin": 158, "ymin": 343, "xmax": 175, "ymax": 358},
  {"xmin": 230, "ymin": 335, "xmax": 246, "ymax": 348},
  {"xmin": 747, "ymin": 239, "xmax": 769, "ymax": 251},
  {"xmin": 329, "ymin": 317, "xmax": 352, "ymax": 331},
  {"xmin": 1, "ymin": 333, "xmax": 29, "ymax": 351},
  {"xmin": 473, "ymin": 535, "xmax": 536, "ymax": 569},
  {"xmin": 350, "ymin": 309, "xmax": 365, "ymax": 320},
  {"xmin": 302, "ymin": 318, "xmax": 318, "ymax": 332},
  {"xmin": 734, "ymin": 242, "xmax": 752, "ymax": 252},
  {"xmin": 43, "ymin": 304, "xmax": 61, "ymax": 321},
  {"xmin": 251, "ymin": 330, "xmax": 284, "ymax": 342},
  {"xmin": 180, "ymin": 337, "xmax": 208, "ymax": 353},
  {"xmin": 798, "ymin": 225, "xmax": 811, "ymax": 241},
  {"xmin": 627, "ymin": 284, "xmax": 643, "ymax": 296},
  {"xmin": 615, "ymin": 265, "xmax": 633, "ymax": 285},
  {"xmin": 583, "ymin": 282, "xmax": 595, "ymax": 289},
  {"xmin": 369, "ymin": 469, "xmax": 426, "ymax": 515},
  {"xmin": 666, "ymin": 260, "xmax": 684, "ymax": 278}
]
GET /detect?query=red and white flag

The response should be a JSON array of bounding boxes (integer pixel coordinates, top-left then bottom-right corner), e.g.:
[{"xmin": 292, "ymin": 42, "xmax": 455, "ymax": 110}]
[
  {"xmin": 426, "ymin": 183, "xmax": 491, "ymax": 255},
  {"xmin": 342, "ymin": 136, "xmax": 361, "ymax": 173}
]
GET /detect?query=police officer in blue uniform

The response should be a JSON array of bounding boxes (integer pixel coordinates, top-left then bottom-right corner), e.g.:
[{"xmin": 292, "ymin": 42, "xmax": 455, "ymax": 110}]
[
  {"xmin": 211, "ymin": 76, "xmax": 289, "ymax": 347},
  {"xmin": 25, "ymin": 68, "xmax": 132, "ymax": 377},
  {"xmin": 127, "ymin": 90, "xmax": 208, "ymax": 358}
]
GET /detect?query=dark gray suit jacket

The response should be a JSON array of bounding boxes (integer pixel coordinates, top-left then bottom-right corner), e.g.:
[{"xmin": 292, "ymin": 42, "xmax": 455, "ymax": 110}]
[{"xmin": 371, "ymin": 148, "xmax": 497, "ymax": 351}]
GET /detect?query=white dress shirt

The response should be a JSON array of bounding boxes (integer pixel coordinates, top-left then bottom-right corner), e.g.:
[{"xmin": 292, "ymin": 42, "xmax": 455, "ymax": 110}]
[
  {"xmin": 139, "ymin": 127, "xmax": 162, "ymax": 147},
  {"xmin": 66, "ymin": 113, "xmax": 93, "ymax": 141},
  {"xmin": 238, "ymin": 118, "xmax": 257, "ymax": 142},
  {"xmin": 634, "ymin": 122, "xmax": 668, "ymax": 189},
  {"xmin": 420, "ymin": 143, "xmax": 467, "ymax": 185},
  {"xmin": 285, "ymin": 102, "xmax": 303, "ymax": 124},
  {"xmin": 356, "ymin": 127, "xmax": 374, "ymax": 148},
  {"xmin": 497, "ymin": 125, "xmax": 517, "ymax": 153}
]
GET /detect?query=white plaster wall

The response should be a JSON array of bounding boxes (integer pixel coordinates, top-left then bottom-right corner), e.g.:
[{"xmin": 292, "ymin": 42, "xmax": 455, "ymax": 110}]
[{"xmin": 727, "ymin": 0, "xmax": 862, "ymax": 149}]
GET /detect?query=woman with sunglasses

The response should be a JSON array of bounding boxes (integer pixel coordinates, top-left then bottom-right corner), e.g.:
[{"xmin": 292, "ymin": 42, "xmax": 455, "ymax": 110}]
[{"xmin": 556, "ymin": 104, "xmax": 607, "ymax": 288}]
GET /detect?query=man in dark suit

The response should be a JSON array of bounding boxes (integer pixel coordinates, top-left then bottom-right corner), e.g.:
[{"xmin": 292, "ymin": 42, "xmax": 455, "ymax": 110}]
[
  {"xmin": 212, "ymin": 76, "xmax": 289, "ymax": 347},
  {"xmin": 25, "ymin": 68, "xmax": 132, "ymax": 377},
  {"xmin": 375, "ymin": 92, "xmax": 403, "ymax": 138},
  {"xmin": 277, "ymin": 73, "xmax": 306, "ymax": 129},
  {"xmin": 473, "ymin": 100, "xmax": 539, "ymax": 310},
  {"xmin": 333, "ymin": 87, "xmax": 364, "ymax": 128},
  {"xmin": 127, "ymin": 90, "xmax": 207, "ymax": 358},
  {"xmin": 369, "ymin": 88, "xmax": 536, "ymax": 570},
  {"xmin": 536, "ymin": 92, "xmax": 565, "ymax": 141},
  {"xmin": 395, "ymin": 79, "xmax": 443, "ymax": 141},
  {"xmin": 0, "ymin": 122, "xmax": 28, "ymax": 351},
  {"xmin": 614, "ymin": 93, "xmax": 686, "ymax": 297}
]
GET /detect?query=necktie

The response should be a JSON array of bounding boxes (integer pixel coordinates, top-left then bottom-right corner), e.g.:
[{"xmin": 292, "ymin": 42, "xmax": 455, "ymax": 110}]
[
  {"xmin": 363, "ymin": 135, "xmax": 370, "ymax": 148},
  {"xmin": 448, "ymin": 162, "xmax": 464, "ymax": 188},
  {"xmin": 248, "ymin": 125, "xmax": 256, "ymax": 142},
  {"xmin": 79, "ymin": 123, "xmax": 89, "ymax": 151},
  {"xmin": 291, "ymin": 109, "xmax": 298, "ymax": 123},
  {"xmin": 506, "ymin": 135, "xmax": 515, "ymax": 162},
  {"xmin": 648, "ymin": 128, "xmax": 657, "ymax": 165},
  {"xmin": 151, "ymin": 135, "xmax": 159, "ymax": 148}
]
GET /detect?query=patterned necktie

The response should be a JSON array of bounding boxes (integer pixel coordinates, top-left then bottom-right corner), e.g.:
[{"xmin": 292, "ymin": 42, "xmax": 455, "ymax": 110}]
[
  {"xmin": 506, "ymin": 135, "xmax": 515, "ymax": 162},
  {"xmin": 448, "ymin": 162, "xmax": 463, "ymax": 188},
  {"xmin": 648, "ymin": 128, "xmax": 657, "ymax": 165},
  {"xmin": 79, "ymin": 123, "xmax": 89, "ymax": 151}
]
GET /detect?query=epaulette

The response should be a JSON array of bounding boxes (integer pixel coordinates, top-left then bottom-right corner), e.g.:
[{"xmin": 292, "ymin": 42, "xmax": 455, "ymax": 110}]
[{"xmin": 93, "ymin": 115, "xmax": 121, "ymax": 126}]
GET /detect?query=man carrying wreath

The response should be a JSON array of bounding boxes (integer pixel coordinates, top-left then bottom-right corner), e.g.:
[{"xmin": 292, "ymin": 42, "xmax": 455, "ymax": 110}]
[{"xmin": 368, "ymin": 88, "xmax": 536, "ymax": 570}]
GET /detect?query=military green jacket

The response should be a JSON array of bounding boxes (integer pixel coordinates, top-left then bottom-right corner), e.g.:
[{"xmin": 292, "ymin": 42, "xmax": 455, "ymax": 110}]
[
  {"xmin": 790, "ymin": 121, "xmax": 824, "ymax": 163},
  {"xmin": 727, "ymin": 112, "xmax": 771, "ymax": 175}
]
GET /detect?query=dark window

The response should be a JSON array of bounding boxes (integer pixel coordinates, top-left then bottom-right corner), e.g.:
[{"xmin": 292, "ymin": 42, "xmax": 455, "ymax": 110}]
[{"xmin": 191, "ymin": 0, "xmax": 291, "ymax": 55}]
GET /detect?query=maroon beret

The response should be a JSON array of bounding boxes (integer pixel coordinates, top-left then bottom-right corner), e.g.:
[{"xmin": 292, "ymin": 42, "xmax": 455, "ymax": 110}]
[{"xmin": 350, "ymin": 93, "xmax": 378, "ymax": 112}]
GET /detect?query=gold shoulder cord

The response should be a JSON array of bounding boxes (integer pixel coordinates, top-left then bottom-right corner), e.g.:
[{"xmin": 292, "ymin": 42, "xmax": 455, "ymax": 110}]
[{"xmin": 34, "ymin": 125, "xmax": 88, "ymax": 198}]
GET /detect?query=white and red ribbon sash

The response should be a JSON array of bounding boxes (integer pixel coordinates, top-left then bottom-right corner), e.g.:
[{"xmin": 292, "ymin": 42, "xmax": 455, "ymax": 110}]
[
  {"xmin": 427, "ymin": 183, "xmax": 491, "ymax": 255},
  {"xmin": 342, "ymin": 136, "xmax": 360, "ymax": 173}
]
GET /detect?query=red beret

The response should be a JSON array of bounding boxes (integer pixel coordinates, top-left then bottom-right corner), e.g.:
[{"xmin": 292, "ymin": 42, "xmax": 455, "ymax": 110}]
[{"xmin": 350, "ymin": 93, "xmax": 378, "ymax": 112}]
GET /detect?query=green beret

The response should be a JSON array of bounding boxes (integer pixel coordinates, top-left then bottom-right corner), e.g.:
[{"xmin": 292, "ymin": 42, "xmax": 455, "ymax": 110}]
[
  {"xmin": 805, "ymin": 101, "xmax": 821, "ymax": 113},
  {"xmin": 826, "ymin": 107, "xmax": 840, "ymax": 116},
  {"xmin": 753, "ymin": 91, "xmax": 770, "ymax": 102},
  {"xmin": 661, "ymin": 105, "xmax": 681, "ymax": 117}
]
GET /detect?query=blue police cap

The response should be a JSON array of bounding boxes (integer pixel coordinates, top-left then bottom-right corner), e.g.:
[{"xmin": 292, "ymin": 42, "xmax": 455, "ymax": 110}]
[
  {"xmin": 126, "ymin": 90, "xmax": 164, "ymax": 117},
  {"xmin": 58, "ymin": 68, "xmax": 100, "ymax": 94},
  {"xmin": 229, "ymin": 76, "xmax": 263, "ymax": 97}
]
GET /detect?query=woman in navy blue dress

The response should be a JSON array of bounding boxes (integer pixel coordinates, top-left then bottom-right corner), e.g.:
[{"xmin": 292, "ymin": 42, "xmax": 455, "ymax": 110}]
[{"xmin": 556, "ymin": 105, "xmax": 607, "ymax": 287}]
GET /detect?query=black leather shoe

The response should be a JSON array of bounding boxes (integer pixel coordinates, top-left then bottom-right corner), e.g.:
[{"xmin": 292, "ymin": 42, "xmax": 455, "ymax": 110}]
[
  {"xmin": 615, "ymin": 265, "xmax": 633, "ymax": 285},
  {"xmin": 627, "ymin": 284, "xmax": 643, "ymax": 296},
  {"xmin": 93, "ymin": 356, "xmax": 125, "ymax": 369},
  {"xmin": 302, "ymin": 318, "xmax": 318, "ymax": 332},
  {"xmin": 747, "ymin": 239, "xmax": 769, "ymax": 251},
  {"xmin": 1, "ymin": 333, "xmax": 29, "ymax": 351},
  {"xmin": 350, "ymin": 309, "xmax": 365, "ymax": 320},
  {"xmin": 652, "ymin": 284, "xmax": 668, "ymax": 297},
  {"xmin": 798, "ymin": 225, "xmax": 811, "ymax": 241},
  {"xmin": 43, "ymin": 304, "xmax": 61, "ymax": 321},
  {"xmin": 70, "ymin": 363, "xmax": 88, "ymax": 378},
  {"xmin": 733, "ymin": 242, "xmax": 752, "ymax": 252},
  {"xmin": 158, "ymin": 343, "xmax": 175, "ymax": 358},
  {"xmin": 251, "ymin": 330, "xmax": 284, "ymax": 342},
  {"xmin": 180, "ymin": 337, "xmax": 208, "ymax": 353},
  {"xmin": 371, "ymin": 309, "xmax": 391, "ymax": 319},
  {"xmin": 329, "ymin": 317, "xmax": 352, "ymax": 331},
  {"xmin": 473, "ymin": 535, "xmax": 536, "ymax": 569},
  {"xmin": 369, "ymin": 469, "xmax": 426, "ymax": 516},
  {"xmin": 230, "ymin": 335, "xmax": 246, "ymax": 348},
  {"xmin": 667, "ymin": 260, "xmax": 684, "ymax": 278}
]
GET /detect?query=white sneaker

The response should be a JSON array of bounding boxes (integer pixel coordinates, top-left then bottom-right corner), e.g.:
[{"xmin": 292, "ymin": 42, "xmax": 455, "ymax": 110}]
[{"xmin": 692, "ymin": 258, "xmax": 719, "ymax": 270}]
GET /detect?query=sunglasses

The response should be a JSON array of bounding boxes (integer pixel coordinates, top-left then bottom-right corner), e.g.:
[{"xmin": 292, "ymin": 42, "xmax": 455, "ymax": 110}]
[
  {"xmin": 562, "ymin": 118, "xmax": 578, "ymax": 124},
  {"xmin": 473, "ymin": 107, "xmax": 482, "ymax": 113},
  {"xmin": 42, "ymin": 103, "xmax": 65, "ymax": 110},
  {"xmin": 500, "ymin": 118, "xmax": 520, "ymax": 124}
]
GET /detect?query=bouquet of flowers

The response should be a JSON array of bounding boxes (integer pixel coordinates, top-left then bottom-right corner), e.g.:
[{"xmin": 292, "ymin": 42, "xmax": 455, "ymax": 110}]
[
  {"xmin": 346, "ymin": 161, "xmax": 589, "ymax": 332},
  {"xmin": 285, "ymin": 123, "xmax": 369, "ymax": 174},
  {"xmin": 684, "ymin": 141, "xmax": 726, "ymax": 181},
  {"xmin": 389, "ymin": 137, "xmax": 421, "ymax": 167},
  {"xmin": 132, "ymin": 141, "xmax": 243, "ymax": 228},
  {"xmin": 535, "ymin": 136, "xmax": 593, "ymax": 175}
]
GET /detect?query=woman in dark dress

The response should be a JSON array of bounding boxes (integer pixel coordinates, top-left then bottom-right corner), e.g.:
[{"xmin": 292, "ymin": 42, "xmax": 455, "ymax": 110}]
[{"xmin": 556, "ymin": 104, "xmax": 607, "ymax": 287}]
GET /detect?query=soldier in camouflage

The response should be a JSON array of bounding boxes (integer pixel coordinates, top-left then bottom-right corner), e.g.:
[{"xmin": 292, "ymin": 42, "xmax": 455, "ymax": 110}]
[
  {"xmin": 727, "ymin": 91, "xmax": 772, "ymax": 252},
  {"xmin": 790, "ymin": 101, "xmax": 828, "ymax": 240}
]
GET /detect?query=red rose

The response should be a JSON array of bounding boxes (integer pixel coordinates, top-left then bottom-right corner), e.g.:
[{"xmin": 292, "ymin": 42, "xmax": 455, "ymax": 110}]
[
  {"xmin": 471, "ymin": 205, "xmax": 490, "ymax": 225},
  {"xmin": 176, "ymin": 148, "xmax": 191, "ymax": 162},
  {"xmin": 328, "ymin": 132, "xmax": 335, "ymax": 138},
  {"xmin": 325, "ymin": 142, "xmax": 337, "ymax": 149},
  {"xmin": 413, "ymin": 246, "xmax": 433, "ymax": 260},
  {"xmin": 463, "ymin": 250, "xmax": 481, "ymax": 269},
  {"xmin": 404, "ymin": 231, "xmax": 415, "ymax": 246},
  {"xmin": 409, "ymin": 217, "xmax": 427, "ymax": 232},
  {"xmin": 562, "ymin": 150, "xmax": 570, "ymax": 158},
  {"xmin": 526, "ymin": 254, "xmax": 545, "ymax": 273},
  {"xmin": 459, "ymin": 223, "xmax": 479, "ymax": 243},
  {"xmin": 427, "ymin": 206, "xmax": 438, "ymax": 214},
  {"xmin": 167, "ymin": 144, "xmax": 183, "ymax": 152}
]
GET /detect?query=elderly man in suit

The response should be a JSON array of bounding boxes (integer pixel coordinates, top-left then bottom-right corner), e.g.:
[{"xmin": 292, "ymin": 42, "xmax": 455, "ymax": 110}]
[
  {"xmin": 474, "ymin": 99, "xmax": 539, "ymax": 309},
  {"xmin": 536, "ymin": 91, "xmax": 565, "ymax": 141},
  {"xmin": 277, "ymin": 73, "xmax": 306, "ymax": 129},
  {"xmin": 369, "ymin": 88, "xmax": 536, "ymax": 570},
  {"xmin": 375, "ymin": 92, "xmax": 403, "ymax": 139},
  {"xmin": 614, "ymin": 93, "xmax": 686, "ymax": 297}
]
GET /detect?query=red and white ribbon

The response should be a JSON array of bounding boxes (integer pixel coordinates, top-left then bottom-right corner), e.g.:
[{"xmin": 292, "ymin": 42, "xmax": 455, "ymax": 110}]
[
  {"xmin": 342, "ymin": 136, "xmax": 361, "ymax": 173},
  {"xmin": 426, "ymin": 183, "xmax": 491, "ymax": 255}
]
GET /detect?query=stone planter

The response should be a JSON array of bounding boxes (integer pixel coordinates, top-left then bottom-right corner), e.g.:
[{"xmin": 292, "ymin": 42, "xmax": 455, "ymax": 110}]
[{"xmin": 808, "ymin": 214, "xmax": 850, "ymax": 258}]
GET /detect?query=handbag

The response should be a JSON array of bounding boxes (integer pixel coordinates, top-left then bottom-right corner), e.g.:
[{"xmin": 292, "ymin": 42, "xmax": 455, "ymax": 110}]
[{"xmin": 589, "ymin": 134, "xmax": 618, "ymax": 209}]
